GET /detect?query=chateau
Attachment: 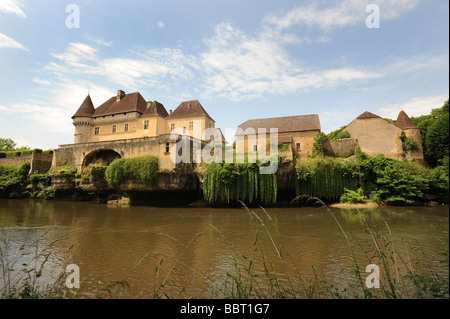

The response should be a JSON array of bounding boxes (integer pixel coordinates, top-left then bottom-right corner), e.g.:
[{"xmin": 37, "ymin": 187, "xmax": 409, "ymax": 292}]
[
  {"xmin": 49, "ymin": 89, "xmax": 425, "ymax": 173},
  {"xmin": 72, "ymin": 90, "xmax": 217, "ymax": 143}
]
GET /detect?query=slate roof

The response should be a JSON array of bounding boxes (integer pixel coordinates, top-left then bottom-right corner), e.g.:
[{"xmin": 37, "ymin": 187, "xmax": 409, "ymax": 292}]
[
  {"xmin": 166, "ymin": 100, "xmax": 214, "ymax": 121},
  {"xmin": 72, "ymin": 94, "xmax": 95, "ymax": 119},
  {"xmin": 236, "ymin": 114, "xmax": 321, "ymax": 135}
]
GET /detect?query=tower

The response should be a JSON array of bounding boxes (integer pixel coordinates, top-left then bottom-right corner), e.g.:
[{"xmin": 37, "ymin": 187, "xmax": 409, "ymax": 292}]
[
  {"xmin": 396, "ymin": 110, "xmax": 425, "ymax": 165},
  {"xmin": 72, "ymin": 94, "xmax": 95, "ymax": 143}
]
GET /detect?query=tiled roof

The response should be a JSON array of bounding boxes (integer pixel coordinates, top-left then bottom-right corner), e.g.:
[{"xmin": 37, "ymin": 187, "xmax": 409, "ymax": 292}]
[
  {"xmin": 396, "ymin": 110, "xmax": 418, "ymax": 129},
  {"xmin": 91, "ymin": 92, "xmax": 147, "ymax": 117},
  {"xmin": 236, "ymin": 114, "xmax": 321, "ymax": 135},
  {"xmin": 166, "ymin": 100, "xmax": 214, "ymax": 121},
  {"xmin": 142, "ymin": 100, "xmax": 169, "ymax": 118},
  {"xmin": 356, "ymin": 111, "xmax": 381, "ymax": 119},
  {"xmin": 72, "ymin": 94, "xmax": 95, "ymax": 118}
]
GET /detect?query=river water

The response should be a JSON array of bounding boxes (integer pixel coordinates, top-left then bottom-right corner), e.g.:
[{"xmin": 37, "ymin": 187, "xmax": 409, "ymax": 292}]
[{"xmin": 0, "ymin": 199, "xmax": 448, "ymax": 298}]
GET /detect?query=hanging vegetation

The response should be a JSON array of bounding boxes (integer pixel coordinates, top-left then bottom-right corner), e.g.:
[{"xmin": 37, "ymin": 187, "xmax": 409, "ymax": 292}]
[
  {"xmin": 202, "ymin": 162, "xmax": 278, "ymax": 204},
  {"xmin": 105, "ymin": 155, "xmax": 159, "ymax": 187},
  {"xmin": 294, "ymin": 157, "xmax": 359, "ymax": 202}
]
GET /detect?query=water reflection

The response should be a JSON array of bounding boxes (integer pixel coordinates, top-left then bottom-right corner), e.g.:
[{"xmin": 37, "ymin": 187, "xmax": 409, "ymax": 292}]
[{"xmin": 0, "ymin": 199, "xmax": 448, "ymax": 298}]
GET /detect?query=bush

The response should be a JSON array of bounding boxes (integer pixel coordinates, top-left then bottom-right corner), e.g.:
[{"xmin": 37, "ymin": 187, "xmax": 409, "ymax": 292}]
[
  {"xmin": 340, "ymin": 188, "xmax": 367, "ymax": 204},
  {"xmin": 29, "ymin": 174, "xmax": 52, "ymax": 188},
  {"xmin": 18, "ymin": 162, "xmax": 30, "ymax": 180},
  {"xmin": 358, "ymin": 154, "xmax": 427, "ymax": 204},
  {"xmin": 105, "ymin": 155, "xmax": 159, "ymax": 187},
  {"xmin": 37, "ymin": 186, "xmax": 56, "ymax": 199}
]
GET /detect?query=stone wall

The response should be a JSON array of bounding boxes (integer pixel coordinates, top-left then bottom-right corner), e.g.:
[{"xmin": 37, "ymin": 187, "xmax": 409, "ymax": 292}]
[
  {"xmin": 0, "ymin": 154, "xmax": 32, "ymax": 168},
  {"xmin": 0, "ymin": 153, "xmax": 53, "ymax": 173},
  {"xmin": 54, "ymin": 135, "xmax": 207, "ymax": 172},
  {"xmin": 323, "ymin": 139, "xmax": 358, "ymax": 157}
]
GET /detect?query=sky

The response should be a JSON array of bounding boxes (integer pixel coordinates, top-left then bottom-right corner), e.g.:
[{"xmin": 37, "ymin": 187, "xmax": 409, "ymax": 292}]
[{"xmin": 0, "ymin": 0, "xmax": 448, "ymax": 150}]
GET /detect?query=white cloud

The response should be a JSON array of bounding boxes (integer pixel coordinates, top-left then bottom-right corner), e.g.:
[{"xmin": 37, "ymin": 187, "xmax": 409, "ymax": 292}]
[
  {"xmin": 200, "ymin": 22, "xmax": 382, "ymax": 100},
  {"xmin": 157, "ymin": 21, "xmax": 164, "ymax": 28},
  {"xmin": 32, "ymin": 77, "xmax": 51, "ymax": 86},
  {"xmin": 51, "ymin": 42, "xmax": 98, "ymax": 66},
  {"xmin": 263, "ymin": 0, "xmax": 419, "ymax": 31},
  {"xmin": 50, "ymin": 43, "xmax": 199, "ymax": 90},
  {"xmin": 0, "ymin": 0, "xmax": 26, "ymax": 18},
  {"xmin": 383, "ymin": 52, "xmax": 449, "ymax": 75},
  {"xmin": 376, "ymin": 93, "xmax": 449, "ymax": 119},
  {"xmin": 0, "ymin": 33, "xmax": 28, "ymax": 50},
  {"xmin": 86, "ymin": 36, "xmax": 113, "ymax": 47}
]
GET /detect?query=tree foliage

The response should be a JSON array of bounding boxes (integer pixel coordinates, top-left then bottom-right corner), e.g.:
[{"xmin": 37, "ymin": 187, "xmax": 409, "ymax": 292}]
[
  {"xmin": 0, "ymin": 138, "xmax": 16, "ymax": 152},
  {"xmin": 412, "ymin": 99, "xmax": 449, "ymax": 167}
]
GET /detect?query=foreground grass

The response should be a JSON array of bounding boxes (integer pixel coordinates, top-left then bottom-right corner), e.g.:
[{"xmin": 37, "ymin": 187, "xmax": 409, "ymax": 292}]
[{"xmin": 1, "ymin": 199, "xmax": 448, "ymax": 299}]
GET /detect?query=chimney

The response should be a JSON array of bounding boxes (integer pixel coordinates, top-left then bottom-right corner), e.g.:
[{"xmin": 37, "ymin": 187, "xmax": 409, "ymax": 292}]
[
  {"xmin": 146, "ymin": 101, "xmax": 152, "ymax": 109},
  {"xmin": 117, "ymin": 90, "xmax": 125, "ymax": 101},
  {"xmin": 188, "ymin": 102, "xmax": 191, "ymax": 109},
  {"xmin": 169, "ymin": 109, "xmax": 173, "ymax": 115}
]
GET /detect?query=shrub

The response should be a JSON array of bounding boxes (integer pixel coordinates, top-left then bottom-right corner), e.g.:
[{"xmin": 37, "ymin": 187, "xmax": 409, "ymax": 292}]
[
  {"xmin": 105, "ymin": 155, "xmax": 159, "ymax": 187},
  {"xmin": 37, "ymin": 186, "xmax": 56, "ymax": 199},
  {"xmin": 340, "ymin": 188, "xmax": 367, "ymax": 204},
  {"xmin": 18, "ymin": 162, "xmax": 30, "ymax": 180},
  {"xmin": 29, "ymin": 174, "xmax": 51, "ymax": 188}
]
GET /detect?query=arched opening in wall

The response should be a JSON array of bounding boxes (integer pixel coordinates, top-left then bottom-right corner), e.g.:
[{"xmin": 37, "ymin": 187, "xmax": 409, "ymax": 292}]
[{"xmin": 82, "ymin": 149, "xmax": 121, "ymax": 169}]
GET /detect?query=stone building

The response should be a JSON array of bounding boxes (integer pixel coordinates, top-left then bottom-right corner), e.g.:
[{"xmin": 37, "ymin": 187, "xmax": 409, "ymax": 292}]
[
  {"xmin": 236, "ymin": 114, "xmax": 321, "ymax": 159},
  {"xmin": 54, "ymin": 90, "xmax": 223, "ymax": 171},
  {"xmin": 342, "ymin": 110, "xmax": 424, "ymax": 164}
]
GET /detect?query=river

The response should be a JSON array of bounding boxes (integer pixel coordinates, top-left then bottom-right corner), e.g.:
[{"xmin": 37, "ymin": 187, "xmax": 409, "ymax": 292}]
[{"xmin": 0, "ymin": 199, "xmax": 448, "ymax": 299}]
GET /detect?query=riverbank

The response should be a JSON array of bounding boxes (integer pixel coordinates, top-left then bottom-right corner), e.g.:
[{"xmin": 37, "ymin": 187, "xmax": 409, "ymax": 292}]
[{"xmin": 1, "ymin": 152, "xmax": 449, "ymax": 207}]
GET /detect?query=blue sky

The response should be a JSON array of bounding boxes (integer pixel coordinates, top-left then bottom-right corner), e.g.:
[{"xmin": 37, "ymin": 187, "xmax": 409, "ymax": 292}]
[{"xmin": 0, "ymin": 0, "xmax": 448, "ymax": 150}]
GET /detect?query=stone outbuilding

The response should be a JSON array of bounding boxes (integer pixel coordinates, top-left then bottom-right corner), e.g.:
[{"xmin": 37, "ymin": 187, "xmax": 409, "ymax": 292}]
[{"xmin": 343, "ymin": 110, "xmax": 424, "ymax": 165}]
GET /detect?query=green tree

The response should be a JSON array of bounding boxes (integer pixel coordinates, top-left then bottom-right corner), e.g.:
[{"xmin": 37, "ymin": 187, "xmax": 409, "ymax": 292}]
[
  {"xmin": 0, "ymin": 138, "xmax": 16, "ymax": 151},
  {"xmin": 425, "ymin": 112, "xmax": 449, "ymax": 167}
]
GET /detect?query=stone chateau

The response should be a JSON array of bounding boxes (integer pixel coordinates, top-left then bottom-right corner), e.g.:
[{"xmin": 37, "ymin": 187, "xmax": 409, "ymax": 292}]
[{"xmin": 49, "ymin": 89, "xmax": 425, "ymax": 172}]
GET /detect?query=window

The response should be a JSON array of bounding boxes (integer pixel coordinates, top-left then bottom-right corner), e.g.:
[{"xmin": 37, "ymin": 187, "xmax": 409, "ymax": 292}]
[
  {"xmin": 112, "ymin": 125, "xmax": 116, "ymax": 133},
  {"xmin": 253, "ymin": 145, "xmax": 258, "ymax": 152},
  {"xmin": 94, "ymin": 127, "xmax": 99, "ymax": 135},
  {"xmin": 171, "ymin": 123, "xmax": 175, "ymax": 132},
  {"xmin": 296, "ymin": 143, "xmax": 301, "ymax": 151},
  {"xmin": 165, "ymin": 142, "xmax": 170, "ymax": 153},
  {"xmin": 144, "ymin": 120, "xmax": 149, "ymax": 130},
  {"xmin": 183, "ymin": 127, "xmax": 187, "ymax": 134},
  {"xmin": 208, "ymin": 124, "xmax": 212, "ymax": 128},
  {"xmin": 125, "ymin": 123, "xmax": 129, "ymax": 132},
  {"xmin": 189, "ymin": 121, "xmax": 193, "ymax": 130}
]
